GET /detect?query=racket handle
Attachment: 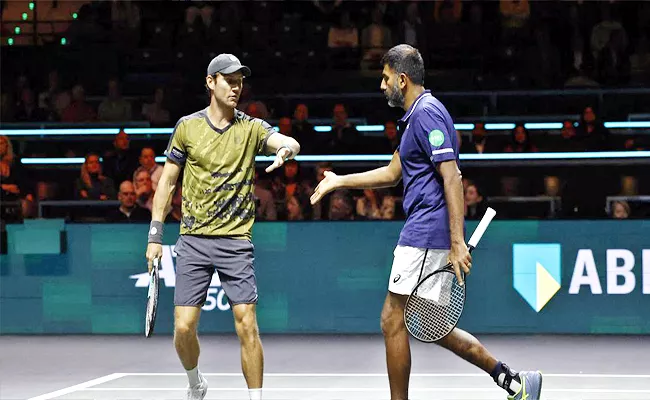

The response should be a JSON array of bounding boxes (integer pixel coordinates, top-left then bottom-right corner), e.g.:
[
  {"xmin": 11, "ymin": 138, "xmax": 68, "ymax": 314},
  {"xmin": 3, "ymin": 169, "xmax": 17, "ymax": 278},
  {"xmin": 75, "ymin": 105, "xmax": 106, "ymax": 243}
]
[
  {"xmin": 467, "ymin": 207, "xmax": 497, "ymax": 248},
  {"xmin": 153, "ymin": 258, "xmax": 160, "ymax": 269}
]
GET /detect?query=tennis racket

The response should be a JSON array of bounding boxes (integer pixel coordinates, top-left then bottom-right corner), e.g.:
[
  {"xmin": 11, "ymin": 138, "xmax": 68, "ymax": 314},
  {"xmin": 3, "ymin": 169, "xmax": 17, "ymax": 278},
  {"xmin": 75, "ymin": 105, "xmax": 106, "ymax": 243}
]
[
  {"xmin": 145, "ymin": 257, "xmax": 160, "ymax": 338},
  {"xmin": 404, "ymin": 207, "xmax": 497, "ymax": 343}
]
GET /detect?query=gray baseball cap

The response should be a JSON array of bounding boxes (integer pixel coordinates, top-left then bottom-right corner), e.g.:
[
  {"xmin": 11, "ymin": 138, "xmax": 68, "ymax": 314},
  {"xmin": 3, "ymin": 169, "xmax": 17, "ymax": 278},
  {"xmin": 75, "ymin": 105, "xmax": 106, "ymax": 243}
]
[{"xmin": 207, "ymin": 54, "xmax": 251, "ymax": 77}]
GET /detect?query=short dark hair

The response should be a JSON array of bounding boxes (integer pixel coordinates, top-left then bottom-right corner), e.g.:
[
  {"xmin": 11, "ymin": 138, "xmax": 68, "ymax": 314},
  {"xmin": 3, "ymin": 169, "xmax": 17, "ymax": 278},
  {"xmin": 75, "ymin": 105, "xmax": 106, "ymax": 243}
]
[
  {"xmin": 380, "ymin": 44, "xmax": 425, "ymax": 85},
  {"xmin": 381, "ymin": 44, "xmax": 424, "ymax": 85}
]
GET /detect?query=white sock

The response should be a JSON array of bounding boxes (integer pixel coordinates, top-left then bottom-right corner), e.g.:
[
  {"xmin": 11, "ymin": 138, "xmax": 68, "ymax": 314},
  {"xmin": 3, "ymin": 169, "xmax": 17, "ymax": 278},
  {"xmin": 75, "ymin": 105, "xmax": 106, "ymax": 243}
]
[
  {"xmin": 186, "ymin": 366, "xmax": 201, "ymax": 386},
  {"xmin": 249, "ymin": 388, "xmax": 262, "ymax": 400}
]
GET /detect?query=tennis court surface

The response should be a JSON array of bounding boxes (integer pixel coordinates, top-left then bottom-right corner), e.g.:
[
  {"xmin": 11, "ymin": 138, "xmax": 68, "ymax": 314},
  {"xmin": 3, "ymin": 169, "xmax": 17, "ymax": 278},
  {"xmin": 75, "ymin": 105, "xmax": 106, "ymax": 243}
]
[{"xmin": 3, "ymin": 335, "xmax": 648, "ymax": 400}]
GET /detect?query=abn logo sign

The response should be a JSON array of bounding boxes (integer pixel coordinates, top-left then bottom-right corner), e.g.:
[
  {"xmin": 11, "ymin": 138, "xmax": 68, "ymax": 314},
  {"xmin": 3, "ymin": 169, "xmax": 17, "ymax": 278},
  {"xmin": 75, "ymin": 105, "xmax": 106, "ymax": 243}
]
[{"xmin": 513, "ymin": 244, "xmax": 562, "ymax": 312}]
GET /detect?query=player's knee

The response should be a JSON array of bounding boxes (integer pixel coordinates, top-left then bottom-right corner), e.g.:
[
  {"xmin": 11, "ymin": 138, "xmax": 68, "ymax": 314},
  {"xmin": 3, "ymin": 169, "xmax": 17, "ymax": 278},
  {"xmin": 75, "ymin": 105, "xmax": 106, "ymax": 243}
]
[
  {"xmin": 174, "ymin": 317, "xmax": 198, "ymax": 337},
  {"xmin": 234, "ymin": 307, "xmax": 259, "ymax": 341}
]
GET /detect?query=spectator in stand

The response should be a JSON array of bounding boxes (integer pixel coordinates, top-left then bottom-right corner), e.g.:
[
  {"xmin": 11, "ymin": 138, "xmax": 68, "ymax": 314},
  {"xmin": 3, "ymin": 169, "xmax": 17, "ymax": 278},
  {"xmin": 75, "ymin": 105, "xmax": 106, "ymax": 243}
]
[
  {"xmin": 555, "ymin": 120, "xmax": 580, "ymax": 152},
  {"xmin": 590, "ymin": 3, "xmax": 627, "ymax": 61},
  {"xmin": 596, "ymin": 29, "xmax": 631, "ymax": 85},
  {"xmin": 383, "ymin": 121, "xmax": 400, "ymax": 153},
  {"xmin": 328, "ymin": 10, "xmax": 359, "ymax": 49},
  {"xmin": 62, "ymin": 84, "xmax": 96, "ymax": 122},
  {"xmin": 576, "ymin": 106, "xmax": 611, "ymax": 151},
  {"xmin": 504, "ymin": 125, "xmax": 538, "ymax": 153},
  {"xmin": 319, "ymin": 104, "xmax": 358, "ymax": 154},
  {"xmin": 292, "ymin": 104, "xmax": 315, "ymax": 153},
  {"xmin": 141, "ymin": 88, "xmax": 170, "ymax": 127},
  {"xmin": 75, "ymin": 153, "xmax": 116, "ymax": 200},
  {"xmin": 356, "ymin": 188, "xmax": 395, "ymax": 220},
  {"xmin": 14, "ymin": 88, "xmax": 47, "ymax": 122},
  {"xmin": 360, "ymin": 6, "xmax": 392, "ymax": 70},
  {"xmin": 103, "ymin": 130, "xmax": 139, "ymax": 189},
  {"xmin": 107, "ymin": 180, "xmax": 151, "ymax": 222},
  {"xmin": 98, "ymin": 78, "xmax": 132, "ymax": 122},
  {"xmin": 611, "ymin": 200, "xmax": 630, "ymax": 219},
  {"xmin": 38, "ymin": 70, "xmax": 66, "ymax": 121},
  {"xmin": 278, "ymin": 117, "xmax": 292, "ymax": 137},
  {"xmin": 286, "ymin": 195, "xmax": 306, "ymax": 221},
  {"xmin": 328, "ymin": 190, "xmax": 355, "ymax": 220},
  {"xmin": 272, "ymin": 160, "xmax": 311, "ymax": 218},
  {"xmin": 133, "ymin": 147, "xmax": 163, "ymax": 190},
  {"xmin": 398, "ymin": 2, "xmax": 426, "ymax": 50},
  {"xmin": 0, "ymin": 135, "xmax": 23, "ymax": 222},
  {"xmin": 254, "ymin": 170, "xmax": 277, "ymax": 221},
  {"xmin": 133, "ymin": 169, "xmax": 154, "ymax": 211},
  {"xmin": 464, "ymin": 181, "xmax": 488, "ymax": 220}
]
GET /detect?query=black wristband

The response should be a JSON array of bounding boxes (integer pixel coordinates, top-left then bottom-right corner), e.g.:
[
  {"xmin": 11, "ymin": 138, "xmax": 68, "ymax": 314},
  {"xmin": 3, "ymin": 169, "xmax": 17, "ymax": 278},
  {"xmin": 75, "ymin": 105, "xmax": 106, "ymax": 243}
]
[{"xmin": 148, "ymin": 221, "xmax": 164, "ymax": 244}]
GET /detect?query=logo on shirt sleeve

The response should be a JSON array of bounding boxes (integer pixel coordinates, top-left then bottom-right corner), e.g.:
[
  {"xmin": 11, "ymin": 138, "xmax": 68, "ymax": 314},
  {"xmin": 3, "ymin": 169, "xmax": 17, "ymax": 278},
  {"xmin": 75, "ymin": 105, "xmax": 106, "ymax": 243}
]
[
  {"xmin": 428, "ymin": 129, "xmax": 445, "ymax": 147},
  {"xmin": 170, "ymin": 146, "xmax": 185, "ymax": 159}
]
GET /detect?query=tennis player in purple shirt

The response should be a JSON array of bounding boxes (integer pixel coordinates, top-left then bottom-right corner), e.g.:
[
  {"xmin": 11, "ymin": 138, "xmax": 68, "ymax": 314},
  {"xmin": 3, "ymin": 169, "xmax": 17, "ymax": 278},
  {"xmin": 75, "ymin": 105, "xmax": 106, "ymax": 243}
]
[{"xmin": 310, "ymin": 44, "xmax": 542, "ymax": 400}]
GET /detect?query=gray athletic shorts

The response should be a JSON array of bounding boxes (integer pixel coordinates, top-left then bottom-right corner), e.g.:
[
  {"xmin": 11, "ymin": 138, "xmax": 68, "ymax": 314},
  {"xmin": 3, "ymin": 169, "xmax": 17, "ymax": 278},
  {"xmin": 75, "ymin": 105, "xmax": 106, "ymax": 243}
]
[{"xmin": 173, "ymin": 235, "xmax": 257, "ymax": 306}]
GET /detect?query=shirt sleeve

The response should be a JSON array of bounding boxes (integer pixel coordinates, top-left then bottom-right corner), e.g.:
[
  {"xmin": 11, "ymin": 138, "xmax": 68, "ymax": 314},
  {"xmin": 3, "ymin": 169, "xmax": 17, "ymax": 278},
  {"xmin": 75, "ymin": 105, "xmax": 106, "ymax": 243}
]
[
  {"xmin": 414, "ymin": 107, "xmax": 457, "ymax": 165},
  {"xmin": 254, "ymin": 119, "xmax": 277, "ymax": 156},
  {"xmin": 164, "ymin": 119, "xmax": 188, "ymax": 165}
]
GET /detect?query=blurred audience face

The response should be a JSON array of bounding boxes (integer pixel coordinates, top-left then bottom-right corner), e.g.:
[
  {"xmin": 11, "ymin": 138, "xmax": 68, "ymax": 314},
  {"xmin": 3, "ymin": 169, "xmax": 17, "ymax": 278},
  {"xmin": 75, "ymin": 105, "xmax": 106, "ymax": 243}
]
[
  {"xmin": 135, "ymin": 170, "xmax": 153, "ymax": 194},
  {"xmin": 333, "ymin": 104, "xmax": 348, "ymax": 126},
  {"xmin": 472, "ymin": 123, "xmax": 486, "ymax": 140},
  {"xmin": 514, "ymin": 126, "xmax": 527, "ymax": 144},
  {"xmin": 464, "ymin": 184, "xmax": 482, "ymax": 206},
  {"xmin": 561, "ymin": 121, "xmax": 576, "ymax": 139},
  {"xmin": 108, "ymin": 79, "xmax": 120, "ymax": 100},
  {"xmin": 48, "ymin": 70, "xmax": 59, "ymax": 89},
  {"xmin": 294, "ymin": 104, "xmax": 308, "ymax": 121},
  {"xmin": 316, "ymin": 164, "xmax": 333, "ymax": 183},
  {"xmin": 115, "ymin": 131, "xmax": 130, "ymax": 151},
  {"xmin": 621, "ymin": 176, "xmax": 638, "ymax": 195},
  {"xmin": 286, "ymin": 196, "xmax": 303, "ymax": 220},
  {"xmin": 86, "ymin": 155, "xmax": 101, "ymax": 175},
  {"xmin": 72, "ymin": 85, "xmax": 85, "ymax": 102},
  {"xmin": 0, "ymin": 136, "xmax": 9, "ymax": 158},
  {"xmin": 330, "ymin": 194, "xmax": 353, "ymax": 220},
  {"xmin": 139, "ymin": 148, "xmax": 156, "ymax": 169},
  {"xmin": 583, "ymin": 107, "xmax": 596, "ymax": 124},
  {"xmin": 245, "ymin": 102, "xmax": 263, "ymax": 118},
  {"xmin": 284, "ymin": 160, "xmax": 298, "ymax": 179},
  {"xmin": 118, "ymin": 181, "xmax": 137, "ymax": 208},
  {"xmin": 278, "ymin": 117, "xmax": 292, "ymax": 135},
  {"xmin": 613, "ymin": 201, "xmax": 630, "ymax": 219},
  {"xmin": 384, "ymin": 121, "xmax": 398, "ymax": 140},
  {"xmin": 154, "ymin": 88, "xmax": 164, "ymax": 104},
  {"xmin": 363, "ymin": 188, "xmax": 376, "ymax": 201},
  {"xmin": 21, "ymin": 88, "xmax": 35, "ymax": 106},
  {"xmin": 544, "ymin": 176, "xmax": 560, "ymax": 196}
]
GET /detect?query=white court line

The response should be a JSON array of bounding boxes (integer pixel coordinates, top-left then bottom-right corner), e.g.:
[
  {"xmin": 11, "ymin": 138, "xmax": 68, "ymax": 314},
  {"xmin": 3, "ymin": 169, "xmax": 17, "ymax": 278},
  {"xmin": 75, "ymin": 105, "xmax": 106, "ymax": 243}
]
[
  {"xmin": 26, "ymin": 373, "xmax": 126, "ymax": 400},
  {"xmin": 82, "ymin": 388, "xmax": 650, "ymax": 394},
  {"xmin": 121, "ymin": 372, "xmax": 650, "ymax": 378}
]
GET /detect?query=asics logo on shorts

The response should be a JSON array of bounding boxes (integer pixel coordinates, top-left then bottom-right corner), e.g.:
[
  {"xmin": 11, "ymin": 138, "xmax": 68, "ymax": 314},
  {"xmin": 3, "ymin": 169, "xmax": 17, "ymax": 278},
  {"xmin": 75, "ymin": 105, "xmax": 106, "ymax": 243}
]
[{"xmin": 393, "ymin": 274, "xmax": 401, "ymax": 283}]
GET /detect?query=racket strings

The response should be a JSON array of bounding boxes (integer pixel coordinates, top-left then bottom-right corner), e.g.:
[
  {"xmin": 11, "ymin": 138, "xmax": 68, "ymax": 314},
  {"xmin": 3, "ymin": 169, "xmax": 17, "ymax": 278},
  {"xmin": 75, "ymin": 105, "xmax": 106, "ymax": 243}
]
[{"xmin": 405, "ymin": 272, "xmax": 465, "ymax": 342}]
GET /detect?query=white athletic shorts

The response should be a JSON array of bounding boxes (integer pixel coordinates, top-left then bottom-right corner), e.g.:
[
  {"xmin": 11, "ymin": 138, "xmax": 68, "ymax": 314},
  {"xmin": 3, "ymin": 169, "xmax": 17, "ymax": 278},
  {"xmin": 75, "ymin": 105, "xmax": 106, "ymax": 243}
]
[{"xmin": 388, "ymin": 245, "xmax": 450, "ymax": 295}]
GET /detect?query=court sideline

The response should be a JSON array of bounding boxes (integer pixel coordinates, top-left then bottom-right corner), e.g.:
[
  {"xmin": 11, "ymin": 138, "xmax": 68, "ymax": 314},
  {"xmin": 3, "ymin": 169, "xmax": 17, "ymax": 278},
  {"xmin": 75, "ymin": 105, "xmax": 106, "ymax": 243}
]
[{"xmin": 2, "ymin": 335, "xmax": 648, "ymax": 399}]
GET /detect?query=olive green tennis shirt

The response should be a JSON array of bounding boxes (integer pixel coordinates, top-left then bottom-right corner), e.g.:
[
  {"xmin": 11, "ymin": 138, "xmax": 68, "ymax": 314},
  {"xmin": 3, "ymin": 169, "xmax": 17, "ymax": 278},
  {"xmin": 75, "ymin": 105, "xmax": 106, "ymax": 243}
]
[{"xmin": 164, "ymin": 108, "xmax": 275, "ymax": 239}]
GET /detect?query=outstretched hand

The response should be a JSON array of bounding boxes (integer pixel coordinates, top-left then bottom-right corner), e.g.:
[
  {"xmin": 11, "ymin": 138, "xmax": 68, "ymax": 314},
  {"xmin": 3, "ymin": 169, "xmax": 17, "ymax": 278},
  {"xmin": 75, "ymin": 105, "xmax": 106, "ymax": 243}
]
[
  {"xmin": 265, "ymin": 148, "xmax": 292, "ymax": 173},
  {"xmin": 310, "ymin": 171, "xmax": 341, "ymax": 205}
]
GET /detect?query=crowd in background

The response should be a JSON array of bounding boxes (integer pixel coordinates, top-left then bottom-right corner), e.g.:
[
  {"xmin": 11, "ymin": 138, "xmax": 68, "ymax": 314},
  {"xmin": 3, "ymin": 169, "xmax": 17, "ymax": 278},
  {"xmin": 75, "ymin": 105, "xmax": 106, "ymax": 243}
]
[{"xmin": 1, "ymin": 0, "xmax": 649, "ymax": 223}]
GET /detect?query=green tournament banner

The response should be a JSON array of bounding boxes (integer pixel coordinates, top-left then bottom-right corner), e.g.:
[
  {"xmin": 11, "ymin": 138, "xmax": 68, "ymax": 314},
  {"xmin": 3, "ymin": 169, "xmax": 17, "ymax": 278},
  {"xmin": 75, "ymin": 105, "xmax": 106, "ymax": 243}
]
[{"xmin": 1, "ymin": 220, "xmax": 649, "ymax": 334}]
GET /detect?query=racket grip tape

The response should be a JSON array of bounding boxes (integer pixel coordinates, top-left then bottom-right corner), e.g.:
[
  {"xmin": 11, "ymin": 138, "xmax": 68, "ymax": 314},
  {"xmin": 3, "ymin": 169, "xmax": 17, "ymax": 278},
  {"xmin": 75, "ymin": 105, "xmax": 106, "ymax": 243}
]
[{"xmin": 467, "ymin": 207, "xmax": 496, "ymax": 248}]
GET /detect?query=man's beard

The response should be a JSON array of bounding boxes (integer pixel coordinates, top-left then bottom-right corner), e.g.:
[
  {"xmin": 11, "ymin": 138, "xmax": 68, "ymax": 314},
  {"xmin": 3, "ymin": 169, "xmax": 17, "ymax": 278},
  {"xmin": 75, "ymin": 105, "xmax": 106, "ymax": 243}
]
[{"xmin": 385, "ymin": 82, "xmax": 405, "ymax": 108}]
